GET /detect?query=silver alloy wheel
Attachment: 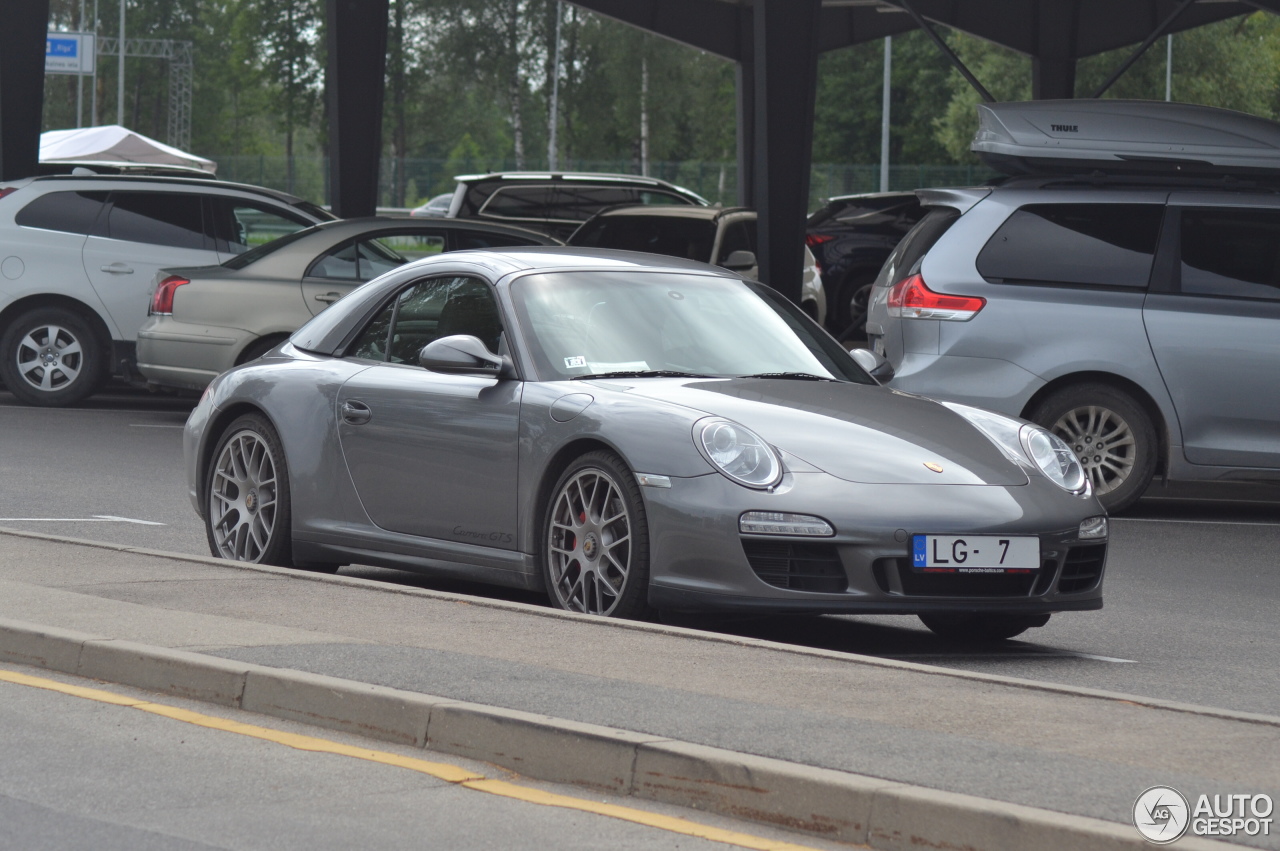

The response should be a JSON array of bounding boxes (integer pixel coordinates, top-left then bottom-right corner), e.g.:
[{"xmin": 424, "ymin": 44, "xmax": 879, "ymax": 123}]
[
  {"xmin": 1049, "ymin": 405, "xmax": 1136, "ymax": 495},
  {"xmin": 547, "ymin": 467, "xmax": 633, "ymax": 616},
  {"xmin": 15, "ymin": 323, "xmax": 83, "ymax": 393},
  {"xmin": 208, "ymin": 429, "xmax": 280, "ymax": 562}
]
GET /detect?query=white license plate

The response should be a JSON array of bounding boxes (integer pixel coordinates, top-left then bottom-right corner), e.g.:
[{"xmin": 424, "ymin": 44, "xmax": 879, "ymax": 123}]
[{"xmin": 911, "ymin": 535, "xmax": 1039, "ymax": 573}]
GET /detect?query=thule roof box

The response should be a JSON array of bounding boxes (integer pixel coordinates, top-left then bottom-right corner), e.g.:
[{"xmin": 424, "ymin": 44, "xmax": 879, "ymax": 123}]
[{"xmin": 973, "ymin": 100, "xmax": 1280, "ymax": 178}]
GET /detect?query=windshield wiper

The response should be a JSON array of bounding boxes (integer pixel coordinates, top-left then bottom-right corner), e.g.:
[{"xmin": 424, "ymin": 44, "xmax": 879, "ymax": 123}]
[
  {"xmin": 739, "ymin": 372, "xmax": 838, "ymax": 381},
  {"xmin": 570, "ymin": 370, "xmax": 712, "ymax": 380}
]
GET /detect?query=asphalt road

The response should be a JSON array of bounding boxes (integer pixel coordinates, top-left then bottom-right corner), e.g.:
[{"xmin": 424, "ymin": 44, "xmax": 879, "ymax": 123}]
[
  {"xmin": 0, "ymin": 662, "xmax": 848, "ymax": 851},
  {"xmin": 3, "ymin": 384, "xmax": 1278, "ymax": 716}
]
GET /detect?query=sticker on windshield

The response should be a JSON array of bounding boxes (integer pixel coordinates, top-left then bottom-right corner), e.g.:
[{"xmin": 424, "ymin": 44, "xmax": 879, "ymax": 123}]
[
  {"xmin": 564, "ymin": 356, "xmax": 587, "ymax": 369},
  {"xmin": 588, "ymin": 361, "xmax": 649, "ymax": 373}
]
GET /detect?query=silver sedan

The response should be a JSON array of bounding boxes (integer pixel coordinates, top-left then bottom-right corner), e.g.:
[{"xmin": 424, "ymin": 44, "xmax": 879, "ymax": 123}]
[
  {"xmin": 137, "ymin": 217, "xmax": 556, "ymax": 391},
  {"xmin": 183, "ymin": 248, "xmax": 1108, "ymax": 640}
]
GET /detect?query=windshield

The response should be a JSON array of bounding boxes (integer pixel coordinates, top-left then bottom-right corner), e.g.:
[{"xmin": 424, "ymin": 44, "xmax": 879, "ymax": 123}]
[{"xmin": 510, "ymin": 271, "xmax": 872, "ymax": 383}]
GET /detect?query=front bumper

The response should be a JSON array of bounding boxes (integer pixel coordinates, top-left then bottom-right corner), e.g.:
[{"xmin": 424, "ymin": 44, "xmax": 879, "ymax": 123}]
[{"xmin": 642, "ymin": 470, "xmax": 1106, "ymax": 614}]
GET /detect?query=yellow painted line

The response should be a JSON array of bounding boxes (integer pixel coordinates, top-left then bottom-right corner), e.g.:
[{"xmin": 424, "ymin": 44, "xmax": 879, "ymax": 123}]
[
  {"xmin": 0, "ymin": 668, "xmax": 833, "ymax": 851},
  {"xmin": 462, "ymin": 779, "xmax": 824, "ymax": 851}
]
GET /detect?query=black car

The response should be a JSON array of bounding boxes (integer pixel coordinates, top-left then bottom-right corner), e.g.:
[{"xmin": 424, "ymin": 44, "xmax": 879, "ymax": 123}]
[{"xmin": 806, "ymin": 191, "xmax": 923, "ymax": 340}]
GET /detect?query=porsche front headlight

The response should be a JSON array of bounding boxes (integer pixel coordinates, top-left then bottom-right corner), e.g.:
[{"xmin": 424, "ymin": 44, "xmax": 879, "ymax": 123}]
[
  {"xmin": 941, "ymin": 401, "xmax": 1088, "ymax": 495},
  {"xmin": 1020, "ymin": 424, "xmax": 1087, "ymax": 494},
  {"xmin": 695, "ymin": 418, "xmax": 782, "ymax": 489}
]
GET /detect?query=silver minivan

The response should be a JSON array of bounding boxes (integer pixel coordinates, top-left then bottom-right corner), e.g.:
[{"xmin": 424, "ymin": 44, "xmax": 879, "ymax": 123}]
[{"xmin": 867, "ymin": 182, "xmax": 1280, "ymax": 512}]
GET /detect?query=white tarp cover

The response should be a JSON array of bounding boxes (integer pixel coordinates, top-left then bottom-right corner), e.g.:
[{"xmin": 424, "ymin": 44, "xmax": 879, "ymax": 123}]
[{"xmin": 39, "ymin": 125, "xmax": 217, "ymax": 174}]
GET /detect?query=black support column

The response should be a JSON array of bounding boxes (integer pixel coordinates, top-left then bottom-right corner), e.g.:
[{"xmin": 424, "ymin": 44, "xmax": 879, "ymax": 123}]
[
  {"xmin": 326, "ymin": 0, "xmax": 389, "ymax": 217},
  {"xmin": 0, "ymin": 0, "xmax": 51, "ymax": 181},
  {"xmin": 752, "ymin": 0, "xmax": 822, "ymax": 304},
  {"xmin": 734, "ymin": 10, "xmax": 756, "ymax": 208},
  {"xmin": 1031, "ymin": 0, "xmax": 1079, "ymax": 99}
]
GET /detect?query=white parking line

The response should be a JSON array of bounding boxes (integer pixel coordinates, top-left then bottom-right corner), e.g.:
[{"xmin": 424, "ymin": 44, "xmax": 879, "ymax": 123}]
[
  {"xmin": 888, "ymin": 650, "xmax": 1137, "ymax": 664},
  {"xmin": 0, "ymin": 515, "xmax": 166, "ymax": 526},
  {"xmin": 1119, "ymin": 517, "xmax": 1280, "ymax": 527}
]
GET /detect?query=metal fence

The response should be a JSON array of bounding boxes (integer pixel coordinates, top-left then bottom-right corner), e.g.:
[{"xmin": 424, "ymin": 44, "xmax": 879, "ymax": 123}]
[{"xmin": 213, "ymin": 155, "xmax": 998, "ymax": 211}]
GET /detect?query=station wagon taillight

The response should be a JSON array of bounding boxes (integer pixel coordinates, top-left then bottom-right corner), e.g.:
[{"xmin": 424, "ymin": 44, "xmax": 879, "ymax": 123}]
[
  {"xmin": 150, "ymin": 276, "xmax": 189, "ymax": 315},
  {"xmin": 886, "ymin": 273, "xmax": 985, "ymax": 321}
]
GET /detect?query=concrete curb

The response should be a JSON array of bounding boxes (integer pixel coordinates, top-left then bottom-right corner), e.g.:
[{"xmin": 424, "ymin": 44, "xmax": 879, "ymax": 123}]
[
  {"xmin": 0, "ymin": 617, "xmax": 1234, "ymax": 851},
  {"xmin": 5, "ymin": 526, "xmax": 1279, "ymax": 733}
]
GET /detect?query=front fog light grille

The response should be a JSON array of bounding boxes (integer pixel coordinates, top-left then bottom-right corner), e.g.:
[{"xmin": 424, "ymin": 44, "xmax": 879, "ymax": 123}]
[
  {"xmin": 742, "ymin": 539, "xmax": 846, "ymax": 593},
  {"xmin": 739, "ymin": 512, "xmax": 834, "ymax": 537},
  {"xmin": 1058, "ymin": 544, "xmax": 1107, "ymax": 594},
  {"xmin": 1078, "ymin": 516, "xmax": 1108, "ymax": 540}
]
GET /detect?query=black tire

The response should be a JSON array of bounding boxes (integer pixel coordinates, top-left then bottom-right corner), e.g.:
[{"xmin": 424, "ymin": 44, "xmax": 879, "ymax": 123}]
[
  {"xmin": 542, "ymin": 450, "xmax": 652, "ymax": 619},
  {"xmin": 0, "ymin": 308, "xmax": 108, "ymax": 407},
  {"xmin": 831, "ymin": 273, "xmax": 876, "ymax": 342},
  {"xmin": 204, "ymin": 413, "xmax": 294, "ymax": 566},
  {"xmin": 1029, "ymin": 383, "xmax": 1157, "ymax": 513},
  {"xmin": 919, "ymin": 612, "xmax": 1050, "ymax": 641}
]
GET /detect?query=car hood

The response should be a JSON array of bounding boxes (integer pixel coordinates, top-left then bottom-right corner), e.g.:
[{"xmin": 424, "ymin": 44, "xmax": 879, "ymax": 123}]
[{"xmin": 593, "ymin": 378, "xmax": 1029, "ymax": 486}]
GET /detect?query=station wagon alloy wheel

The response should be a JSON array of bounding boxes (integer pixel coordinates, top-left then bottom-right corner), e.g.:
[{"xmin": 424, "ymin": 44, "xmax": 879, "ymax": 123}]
[
  {"xmin": 14, "ymin": 322, "xmax": 83, "ymax": 392},
  {"xmin": 1032, "ymin": 383, "xmax": 1157, "ymax": 513},
  {"xmin": 545, "ymin": 452, "xmax": 650, "ymax": 618},
  {"xmin": 206, "ymin": 415, "xmax": 292, "ymax": 565},
  {"xmin": 1051, "ymin": 405, "xmax": 1136, "ymax": 496},
  {"xmin": 0, "ymin": 308, "xmax": 106, "ymax": 407}
]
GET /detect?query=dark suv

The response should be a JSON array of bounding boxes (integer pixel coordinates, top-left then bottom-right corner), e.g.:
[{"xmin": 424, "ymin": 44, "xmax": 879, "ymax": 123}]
[
  {"xmin": 446, "ymin": 172, "xmax": 709, "ymax": 241},
  {"xmin": 805, "ymin": 191, "xmax": 923, "ymax": 339}
]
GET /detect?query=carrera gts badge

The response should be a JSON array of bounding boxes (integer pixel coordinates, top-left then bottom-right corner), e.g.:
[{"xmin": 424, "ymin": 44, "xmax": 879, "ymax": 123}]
[{"xmin": 924, "ymin": 462, "xmax": 944, "ymax": 473}]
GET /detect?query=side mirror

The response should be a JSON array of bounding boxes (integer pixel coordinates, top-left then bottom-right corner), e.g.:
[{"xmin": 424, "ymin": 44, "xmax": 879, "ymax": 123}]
[
  {"xmin": 419, "ymin": 334, "xmax": 511, "ymax": 377},
  {"xmin": 720, "ymin": 250, "xmax": 756, "ymax": 272},
  {"xmin": 849, "ymin": 347, "xmax": 894, "ymax": 384}
]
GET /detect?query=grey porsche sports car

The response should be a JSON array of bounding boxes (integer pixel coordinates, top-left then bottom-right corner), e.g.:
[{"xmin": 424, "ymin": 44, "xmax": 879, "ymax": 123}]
[{"xmin": 183, "ymin": 248, "xmax": 1108, "ymax": 640}]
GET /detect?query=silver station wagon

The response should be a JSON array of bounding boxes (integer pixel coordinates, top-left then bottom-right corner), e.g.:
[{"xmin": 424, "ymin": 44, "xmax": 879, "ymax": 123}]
[{"xmin": 868, "ymin": 100, "xmax": 1280, "ymax": 512}]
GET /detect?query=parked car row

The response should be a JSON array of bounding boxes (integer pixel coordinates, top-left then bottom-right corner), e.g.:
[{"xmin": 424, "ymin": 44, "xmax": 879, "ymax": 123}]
[
  {"xmin": 0, "ymin": 170, "xmax": 335, "ymax": 406},
  {"xmin": 1, "ymin": 167, "xmax": 831, "ymax": 406}
]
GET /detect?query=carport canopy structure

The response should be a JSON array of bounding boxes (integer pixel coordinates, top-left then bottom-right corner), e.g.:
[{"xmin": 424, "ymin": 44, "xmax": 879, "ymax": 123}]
[{"xmin": 5, "ymin": 0, "xmax": 1279, "ymax": 304}]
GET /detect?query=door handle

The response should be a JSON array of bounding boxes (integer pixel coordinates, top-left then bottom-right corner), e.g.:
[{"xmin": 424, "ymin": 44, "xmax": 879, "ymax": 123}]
[
  {"xmin": 340, "ymin": 400, "xmax": 372, "ymax": 425},
  {"xmin": 314, "ymin": 292, "xmax": 342, "ymax": 304},
  {"xmin": 100, "ymin": 263, "xmax": 134, "ymax": 274}
]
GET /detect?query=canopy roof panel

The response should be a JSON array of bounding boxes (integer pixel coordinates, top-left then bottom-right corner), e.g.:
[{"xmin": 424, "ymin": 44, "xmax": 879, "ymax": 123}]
[{"xmin": 570, "ymin": 0, "xmax": 1269, "ymax": 60}]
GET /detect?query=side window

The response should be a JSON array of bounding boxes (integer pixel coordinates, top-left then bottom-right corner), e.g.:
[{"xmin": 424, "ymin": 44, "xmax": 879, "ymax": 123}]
[
  {"xmin": 1180, "ymin": 208, "xmax": 1280, "ymax": 301},
  {"xmin": 480, "ymin": 187, "xmax": 560, "ymax": 221},
  {"xmin": 105, "ymin": 192, "xmax": 207, "ymax": 249},
  {"xmin": 453, "ymin": 230, "xmax": 538, "ymax": 251},
  {"xmin": 370, "ymin": 232, "xmax": 443, "ymax": 263},
  {"xmin": 211, "ymin": 198, "xmax": 310, "ymax": 254},
  {"xmin": 719, "ymin": 220, "xmax": 753, "ymax": 262},
  {"xmin": 311, "ymin": 243, "xmax": 361, "ymax": 280},
  {"xmin": 977, "ymin": 203, "xmax": 1164, "ymax": 288},
  {"xmin": 346, "ymin": 277, "xmax": 501, "ymax": 363},
  {"xmin": 15, "ymin": 191, "xmax": 109, "ymax": 235},
  {"xmin": 309, "ymin": 237, "xmax": 411, "ymax": 282}
]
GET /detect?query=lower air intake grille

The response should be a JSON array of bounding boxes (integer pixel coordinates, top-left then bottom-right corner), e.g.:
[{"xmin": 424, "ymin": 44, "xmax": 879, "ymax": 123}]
[
  {"xmin": 742, "ymin": 539, "xmax": 847, "ymax": 593},
  {"xmin": 1058, "ymin": 543, "xmax": 1107, "ymax": 594}
]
